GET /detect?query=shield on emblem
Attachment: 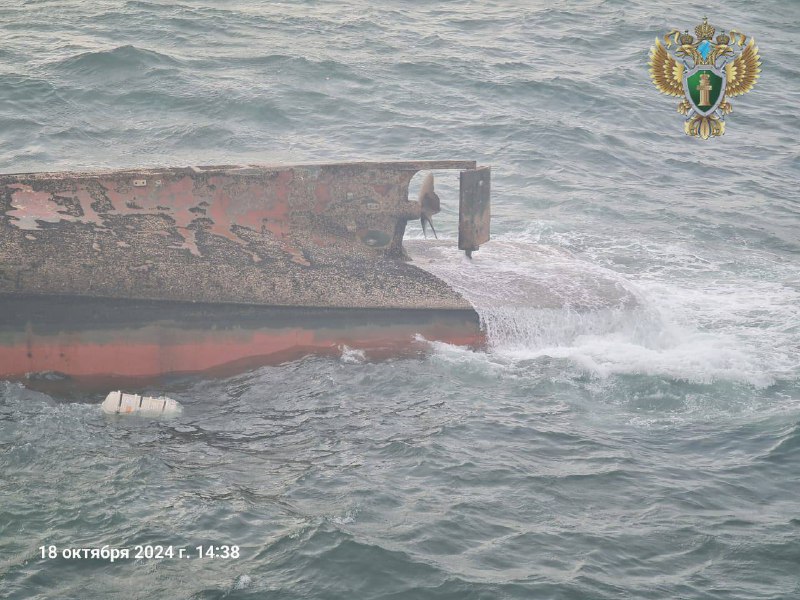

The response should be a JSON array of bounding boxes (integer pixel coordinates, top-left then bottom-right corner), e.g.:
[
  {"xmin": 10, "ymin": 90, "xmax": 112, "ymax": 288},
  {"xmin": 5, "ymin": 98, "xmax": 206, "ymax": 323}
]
[{"xmin": 683, "ymin": 65, "xmax": 726, "ymax": 117}]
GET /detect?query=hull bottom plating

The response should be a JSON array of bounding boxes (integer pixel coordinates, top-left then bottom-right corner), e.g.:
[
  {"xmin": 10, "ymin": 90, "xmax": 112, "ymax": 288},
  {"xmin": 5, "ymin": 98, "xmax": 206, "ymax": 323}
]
[{"xmin": 0, "ymin": 296, "xmax": 482, "ymax": 390}]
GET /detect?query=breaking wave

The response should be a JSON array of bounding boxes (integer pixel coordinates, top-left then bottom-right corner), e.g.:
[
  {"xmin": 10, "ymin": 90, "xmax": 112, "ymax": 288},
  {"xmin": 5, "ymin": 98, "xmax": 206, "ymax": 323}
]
[{"xmin": 409, "ymin": 232, "xmax": 798, "ymax": 389}]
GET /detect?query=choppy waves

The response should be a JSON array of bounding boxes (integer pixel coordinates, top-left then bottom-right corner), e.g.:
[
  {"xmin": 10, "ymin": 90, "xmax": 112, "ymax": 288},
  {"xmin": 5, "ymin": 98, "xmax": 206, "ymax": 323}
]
[
  {"xmin": 1, "ymin": 0, "xmax": 799, "ymax": 598},
  {"xmin": 2, "ymin": 349, "xmax": 799, "ymax": 598}
]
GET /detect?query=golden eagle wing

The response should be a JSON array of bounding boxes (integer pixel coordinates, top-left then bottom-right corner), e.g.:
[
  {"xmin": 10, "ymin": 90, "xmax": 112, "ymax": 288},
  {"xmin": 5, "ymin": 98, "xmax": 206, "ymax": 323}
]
[
  {"xmin": 649, "ymin": 38, "xmax": 684, "ymax": 97},
  {"xmin": 726, "ymin": 38, "xmax": 761, "ymax": 96}
]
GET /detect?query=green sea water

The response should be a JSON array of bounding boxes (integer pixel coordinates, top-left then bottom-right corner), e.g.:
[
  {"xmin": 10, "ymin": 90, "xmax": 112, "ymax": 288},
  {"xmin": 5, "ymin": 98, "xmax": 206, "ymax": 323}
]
[{"xmin": 1, "ymin": 1, "xmax": 799, "ymax": 598}]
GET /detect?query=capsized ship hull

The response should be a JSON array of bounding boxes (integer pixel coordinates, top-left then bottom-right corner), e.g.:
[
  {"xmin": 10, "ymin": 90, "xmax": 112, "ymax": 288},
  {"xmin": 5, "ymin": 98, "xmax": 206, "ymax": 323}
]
[
  {"xmin": 1, "ymin": 296, "xmax": 482, "ymax": 390},
  {"xmin": 0, "ymin": 161, "xmax": 491, "ymax": 385}
]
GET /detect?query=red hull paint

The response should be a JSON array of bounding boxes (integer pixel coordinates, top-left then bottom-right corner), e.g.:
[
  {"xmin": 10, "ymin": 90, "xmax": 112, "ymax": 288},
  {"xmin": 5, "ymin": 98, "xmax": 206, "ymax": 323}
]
[
  {"xmin": 0, "ymin": 325, "xmax": 482, "ymax": 380},
  {"xmin": 0, "ymin": 296, "xmax": 483, "ymax": 388}
]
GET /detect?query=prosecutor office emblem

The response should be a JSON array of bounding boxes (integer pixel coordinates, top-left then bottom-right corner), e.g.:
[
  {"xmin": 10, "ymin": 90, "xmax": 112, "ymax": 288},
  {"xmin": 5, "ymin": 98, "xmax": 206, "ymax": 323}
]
[{"xmin": 649, "ymin": 17, "xmax": 762, "ymax": 139}]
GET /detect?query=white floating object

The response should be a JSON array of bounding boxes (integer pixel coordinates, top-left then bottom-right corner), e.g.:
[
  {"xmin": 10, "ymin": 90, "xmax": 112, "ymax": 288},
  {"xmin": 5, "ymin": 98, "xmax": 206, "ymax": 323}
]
[{"xmin": 101, "ymin": 391, "xmax": 182, "ymax": 417}]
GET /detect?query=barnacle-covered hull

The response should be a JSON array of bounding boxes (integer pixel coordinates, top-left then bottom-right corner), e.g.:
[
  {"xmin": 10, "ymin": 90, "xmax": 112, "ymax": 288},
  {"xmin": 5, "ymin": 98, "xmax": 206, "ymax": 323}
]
[{"xmin": 0, "ymin": 161, "xmax": 490, "ymax": 385}]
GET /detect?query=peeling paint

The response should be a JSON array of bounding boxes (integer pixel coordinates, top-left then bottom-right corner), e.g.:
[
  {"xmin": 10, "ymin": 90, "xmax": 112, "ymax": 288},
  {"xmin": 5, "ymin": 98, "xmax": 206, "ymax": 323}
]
[{"xmin": 0, "ymin": 161, "xmax": 486, "ymax": 310}]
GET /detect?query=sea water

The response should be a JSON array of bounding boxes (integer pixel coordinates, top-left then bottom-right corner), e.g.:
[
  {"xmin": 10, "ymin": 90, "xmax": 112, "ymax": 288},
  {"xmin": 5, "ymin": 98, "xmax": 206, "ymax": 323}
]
[{"xmin": 1, "ymin": 1, "xmax": 798, "ymax": 598}]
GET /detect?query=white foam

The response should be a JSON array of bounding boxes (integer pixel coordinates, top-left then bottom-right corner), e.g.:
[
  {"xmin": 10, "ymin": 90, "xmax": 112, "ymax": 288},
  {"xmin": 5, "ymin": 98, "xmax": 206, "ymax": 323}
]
[
  {"xmin": 407, "ymin": 235, "xmax": 799, "ymax": 388},
  {"xmin": 339, "ymin": 345, "xmax": 366, "ymax": 364},
  {"xmin": 232, "ymin": 574, "xmax": 252, "ymax": 590}
]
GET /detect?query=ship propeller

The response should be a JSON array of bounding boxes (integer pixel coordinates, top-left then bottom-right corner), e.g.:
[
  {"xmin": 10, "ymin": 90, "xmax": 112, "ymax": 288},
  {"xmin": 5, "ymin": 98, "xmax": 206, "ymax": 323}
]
[{"xmin": 418, "ymin": 173, "xmax": 440, "ymax": 239}]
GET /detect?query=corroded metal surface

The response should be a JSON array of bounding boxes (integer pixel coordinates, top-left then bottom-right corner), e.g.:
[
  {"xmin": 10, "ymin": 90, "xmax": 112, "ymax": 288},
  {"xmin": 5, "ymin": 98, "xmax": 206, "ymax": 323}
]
[
  {"xmin": 0, "ymin": 161, "xmax": 480, "ymax": 310},
  {"xmin": 459, "ymin": 166, "xmax": 491, "ymax": 256}
]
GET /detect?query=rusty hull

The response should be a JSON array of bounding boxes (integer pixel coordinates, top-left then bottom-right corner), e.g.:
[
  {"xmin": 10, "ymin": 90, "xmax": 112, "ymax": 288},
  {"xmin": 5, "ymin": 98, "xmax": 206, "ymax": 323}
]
[
  {"xmin": 0, "ymin": 161, "xmax": 492, "ymax": 309},
  {"xmin": 459, "ymin": 166, "xmax": 491, "ymax": 255},
  {"xmin": 0, "ymin": 161, "xmax": 491, "ymax": 384}
]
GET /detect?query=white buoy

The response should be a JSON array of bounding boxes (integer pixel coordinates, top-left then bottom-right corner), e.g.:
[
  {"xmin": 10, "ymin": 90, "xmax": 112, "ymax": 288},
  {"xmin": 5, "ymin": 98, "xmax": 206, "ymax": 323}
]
[{"xmin": 101, "ymin": 391, "xmax": 182, "ymax": 416}]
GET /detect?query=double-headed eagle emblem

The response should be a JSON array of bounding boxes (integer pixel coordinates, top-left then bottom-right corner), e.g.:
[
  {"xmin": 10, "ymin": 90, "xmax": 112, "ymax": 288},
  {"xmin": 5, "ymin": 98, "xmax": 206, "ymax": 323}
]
[{"xmin": 649, "ymin": 17, "xmax": 761, "ymax": 139}]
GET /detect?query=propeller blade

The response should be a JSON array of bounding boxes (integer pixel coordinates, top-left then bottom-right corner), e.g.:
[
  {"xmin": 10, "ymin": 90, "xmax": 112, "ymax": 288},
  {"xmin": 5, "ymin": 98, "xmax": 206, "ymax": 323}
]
[
  {"xmin": 418, "ymin": 173, "xmax": 440, "ymax": 239},
  {"xmin": 421, "ymin": 215, "xmax": 438, "ymax": 239}
]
